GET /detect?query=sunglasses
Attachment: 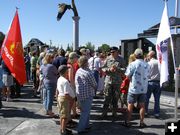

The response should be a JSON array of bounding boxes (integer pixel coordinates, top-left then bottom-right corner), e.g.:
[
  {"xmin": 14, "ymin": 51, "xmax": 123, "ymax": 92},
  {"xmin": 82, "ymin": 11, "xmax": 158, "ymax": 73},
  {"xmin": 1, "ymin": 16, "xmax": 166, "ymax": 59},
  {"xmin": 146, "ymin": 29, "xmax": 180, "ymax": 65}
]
[{"xmin": 110, "ymin": 51, "xmax": 116, "ymax": 53}]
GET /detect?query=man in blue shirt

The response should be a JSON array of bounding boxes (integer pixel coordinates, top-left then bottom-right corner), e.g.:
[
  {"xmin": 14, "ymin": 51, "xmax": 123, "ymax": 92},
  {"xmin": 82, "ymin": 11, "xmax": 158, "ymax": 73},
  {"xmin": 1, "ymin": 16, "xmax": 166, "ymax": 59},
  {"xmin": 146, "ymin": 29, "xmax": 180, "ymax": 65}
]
[{"xmin": 124, "ymin": 48, "xmax": 149, "ymax": 128}]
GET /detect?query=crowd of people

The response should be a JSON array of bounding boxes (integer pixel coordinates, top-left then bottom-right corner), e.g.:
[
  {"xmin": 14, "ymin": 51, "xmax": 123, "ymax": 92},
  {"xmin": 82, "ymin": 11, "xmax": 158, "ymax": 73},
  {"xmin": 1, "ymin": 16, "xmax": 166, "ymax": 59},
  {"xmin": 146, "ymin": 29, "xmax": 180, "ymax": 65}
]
[{"xmin": 0, "ymin": 45, "xmax": 165, "ymax": 135}]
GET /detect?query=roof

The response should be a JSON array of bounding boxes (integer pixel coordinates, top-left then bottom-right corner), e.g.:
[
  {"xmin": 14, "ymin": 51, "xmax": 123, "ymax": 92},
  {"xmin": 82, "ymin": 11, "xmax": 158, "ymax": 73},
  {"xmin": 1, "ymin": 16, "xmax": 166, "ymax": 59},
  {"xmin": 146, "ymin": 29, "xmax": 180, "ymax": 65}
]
[
  {"xmin": 138, "ymin": 16, "xmax": 180, "ymax": 38},
  {"xmin": 26, "ymin": 38, "xmax": 44, "ymax": 47},
  {"xmin": 121, "ymin": 38, "xmax": 154, "ymax": 46}
]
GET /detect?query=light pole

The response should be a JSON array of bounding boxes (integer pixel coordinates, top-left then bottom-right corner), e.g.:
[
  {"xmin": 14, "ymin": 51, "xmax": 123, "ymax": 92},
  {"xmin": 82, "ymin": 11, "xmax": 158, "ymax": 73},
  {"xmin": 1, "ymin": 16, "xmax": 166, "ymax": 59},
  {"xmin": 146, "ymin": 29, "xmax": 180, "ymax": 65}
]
[{"xmin": 57, "ymin": 0, "xmax": 80, "ymax": 51}]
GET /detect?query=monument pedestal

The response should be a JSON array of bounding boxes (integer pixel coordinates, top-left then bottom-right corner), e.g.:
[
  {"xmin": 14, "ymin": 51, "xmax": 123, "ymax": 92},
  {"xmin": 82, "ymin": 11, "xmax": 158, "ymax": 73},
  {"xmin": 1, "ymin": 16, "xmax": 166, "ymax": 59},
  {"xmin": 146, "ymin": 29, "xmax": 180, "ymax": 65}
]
[{"xmin": 72, "ymin": 16, "xmax": 80, "ymax": 51}]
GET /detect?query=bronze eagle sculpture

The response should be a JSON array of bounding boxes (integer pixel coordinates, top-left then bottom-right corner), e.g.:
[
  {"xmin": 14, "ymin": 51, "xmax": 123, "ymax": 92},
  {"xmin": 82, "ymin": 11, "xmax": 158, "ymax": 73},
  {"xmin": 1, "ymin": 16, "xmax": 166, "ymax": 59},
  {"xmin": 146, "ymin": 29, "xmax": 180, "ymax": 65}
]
[{"xmin": 57, "ymin": 0, "xmax": 78, "ymax": 21}]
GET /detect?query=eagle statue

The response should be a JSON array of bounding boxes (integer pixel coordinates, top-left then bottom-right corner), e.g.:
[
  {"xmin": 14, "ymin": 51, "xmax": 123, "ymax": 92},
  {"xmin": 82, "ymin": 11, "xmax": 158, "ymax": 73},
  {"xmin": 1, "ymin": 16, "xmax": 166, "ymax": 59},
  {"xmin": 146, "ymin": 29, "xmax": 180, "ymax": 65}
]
[
  {"xmin": 57, "ymin": 3, "xmax": 72, "ymax": 21},
  {"xmin": 57, "ymin": 0, "xmax": 78, "ymax": 21}
]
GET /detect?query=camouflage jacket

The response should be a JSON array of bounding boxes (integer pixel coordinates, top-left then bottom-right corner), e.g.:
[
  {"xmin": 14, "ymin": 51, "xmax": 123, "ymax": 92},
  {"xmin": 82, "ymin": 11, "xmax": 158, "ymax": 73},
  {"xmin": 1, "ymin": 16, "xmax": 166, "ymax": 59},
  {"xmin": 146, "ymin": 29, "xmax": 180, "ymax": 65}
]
[{"xmin": 102, "ymin": 55, "xmax": 126, "ymax": 85}]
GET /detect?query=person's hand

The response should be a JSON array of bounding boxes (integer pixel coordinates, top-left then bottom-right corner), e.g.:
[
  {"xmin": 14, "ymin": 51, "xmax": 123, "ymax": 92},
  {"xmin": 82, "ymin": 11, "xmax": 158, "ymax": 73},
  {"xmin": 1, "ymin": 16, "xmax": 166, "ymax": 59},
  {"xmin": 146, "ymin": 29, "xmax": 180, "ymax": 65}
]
[{"xmin": 110, "ymin": 65, "xmax": 116, "ymax": 72}]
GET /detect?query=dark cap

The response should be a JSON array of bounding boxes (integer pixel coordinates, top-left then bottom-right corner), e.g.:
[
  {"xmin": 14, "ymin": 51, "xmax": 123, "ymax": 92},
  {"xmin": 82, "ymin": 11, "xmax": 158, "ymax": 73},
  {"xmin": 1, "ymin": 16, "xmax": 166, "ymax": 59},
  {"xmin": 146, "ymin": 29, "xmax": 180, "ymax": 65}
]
[
  {"xmin": 110, "ymin": 46, "xmax": 118, "ymax": 52},
  {"xmin": 58, "ymin": 65, "xmax": 69, "ymax": 75}
]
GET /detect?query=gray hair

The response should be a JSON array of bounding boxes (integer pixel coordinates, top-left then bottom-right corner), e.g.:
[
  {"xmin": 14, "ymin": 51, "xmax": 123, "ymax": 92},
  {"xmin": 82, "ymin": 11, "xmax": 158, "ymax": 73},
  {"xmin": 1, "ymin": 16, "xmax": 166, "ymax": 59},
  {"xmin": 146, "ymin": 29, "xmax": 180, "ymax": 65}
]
[{"xmin": 78, "ymin": 56, "xmax": 88, "ymax": 68}]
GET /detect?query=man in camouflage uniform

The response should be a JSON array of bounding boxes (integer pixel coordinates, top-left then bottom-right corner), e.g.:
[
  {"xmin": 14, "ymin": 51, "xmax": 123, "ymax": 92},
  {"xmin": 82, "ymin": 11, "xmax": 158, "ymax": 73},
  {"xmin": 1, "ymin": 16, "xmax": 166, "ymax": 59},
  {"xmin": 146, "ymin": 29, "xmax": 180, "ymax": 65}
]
[{"xmin": 101, "ymin": 47, "xmax": 126, "ymax": 117}]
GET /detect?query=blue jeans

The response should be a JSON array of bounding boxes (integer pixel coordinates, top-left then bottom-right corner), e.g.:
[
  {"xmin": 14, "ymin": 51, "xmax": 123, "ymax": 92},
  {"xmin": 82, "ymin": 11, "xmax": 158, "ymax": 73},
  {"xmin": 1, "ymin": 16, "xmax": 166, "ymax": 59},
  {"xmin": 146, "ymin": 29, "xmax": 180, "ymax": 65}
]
[
  {"xmin": 43, "ymin": 84, "xmax": 56, "ymax": 112},
  {"xmin": 145, "ymin": 81, "xmax": 161, "ymax": 115},
  {"xmin": 77, "ymin": 97, "xmax": 93, "ymax": 132},
  {"xmin": 92, "ymin": 70, "xmax": 99, "ymax": 95}
]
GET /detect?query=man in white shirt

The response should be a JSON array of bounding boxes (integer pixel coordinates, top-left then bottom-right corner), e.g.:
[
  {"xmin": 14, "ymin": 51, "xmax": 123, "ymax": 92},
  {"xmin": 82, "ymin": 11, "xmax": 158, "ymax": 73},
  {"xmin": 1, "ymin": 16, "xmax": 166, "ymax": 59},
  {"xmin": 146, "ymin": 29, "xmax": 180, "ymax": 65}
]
[
  {"xmin": 88, "ymin": 51, "xmax": 101, "ymax": 96},
  {"xmin": 145, "ymin": 50, "xmax": 161, "ymax": 118}
]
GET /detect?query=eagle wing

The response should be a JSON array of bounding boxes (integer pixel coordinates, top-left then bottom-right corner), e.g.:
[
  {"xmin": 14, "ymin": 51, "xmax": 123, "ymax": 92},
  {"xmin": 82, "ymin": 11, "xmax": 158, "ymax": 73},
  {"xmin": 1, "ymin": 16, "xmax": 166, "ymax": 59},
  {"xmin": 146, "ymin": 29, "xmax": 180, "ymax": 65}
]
[{"xmin": 57, "ymin": 3, "xmax": 71, "ymax": 21}]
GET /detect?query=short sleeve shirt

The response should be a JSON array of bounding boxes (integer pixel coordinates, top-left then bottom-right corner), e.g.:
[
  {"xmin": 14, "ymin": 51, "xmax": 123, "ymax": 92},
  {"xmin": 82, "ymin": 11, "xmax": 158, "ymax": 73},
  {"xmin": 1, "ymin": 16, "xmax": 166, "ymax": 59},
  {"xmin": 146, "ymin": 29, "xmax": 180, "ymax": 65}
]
[
  {"xmin": 125, "ymin": 59, "xmax": 149, "ymax": 94},
  {"xmin": 57, "ymin": 76, "xmax": 75, "ymax": 98}
]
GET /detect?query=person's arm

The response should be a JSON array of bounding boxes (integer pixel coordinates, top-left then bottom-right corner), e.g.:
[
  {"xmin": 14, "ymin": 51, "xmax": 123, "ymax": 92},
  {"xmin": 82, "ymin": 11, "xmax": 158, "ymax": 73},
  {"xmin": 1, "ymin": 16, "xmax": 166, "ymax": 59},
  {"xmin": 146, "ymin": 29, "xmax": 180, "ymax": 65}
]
[
  {"xmin": 101, "ymin": 58, "xmax": 111, "ymax": 74},
  {"xmin": 68, "ymin": 66, "xmax": 74, "ymax": 86},
  {"xmin": 88, "ymin": 72, "xmax": 97, "ymax": 90},
  {"xmin": 55, "ymin": 89, "xmax": 59, "ymax": 101}
]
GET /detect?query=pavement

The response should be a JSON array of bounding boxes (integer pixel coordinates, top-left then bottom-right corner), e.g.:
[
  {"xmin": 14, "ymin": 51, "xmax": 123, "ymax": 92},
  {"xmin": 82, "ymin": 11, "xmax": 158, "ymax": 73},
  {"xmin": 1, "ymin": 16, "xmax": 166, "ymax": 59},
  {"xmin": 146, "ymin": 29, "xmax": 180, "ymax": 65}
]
[{"xmin": 0, "ymin": 84, "xmax": 180, "ymax": 135}]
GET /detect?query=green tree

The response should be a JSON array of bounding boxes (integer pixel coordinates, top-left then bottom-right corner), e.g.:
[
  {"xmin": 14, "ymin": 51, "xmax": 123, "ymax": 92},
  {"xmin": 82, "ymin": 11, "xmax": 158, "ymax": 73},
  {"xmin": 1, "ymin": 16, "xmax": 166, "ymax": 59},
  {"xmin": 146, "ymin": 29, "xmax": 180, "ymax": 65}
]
[
  {"xmin": 66, "ymin": 44, "xmax": 73, "ymax": 52},
  {"xmin": 85, "ymin": 42, "xmax": 95, "ymax": 51},
  {"xmin": 98, "ymin": 44, "xmax": 110, "ymax": 53}
]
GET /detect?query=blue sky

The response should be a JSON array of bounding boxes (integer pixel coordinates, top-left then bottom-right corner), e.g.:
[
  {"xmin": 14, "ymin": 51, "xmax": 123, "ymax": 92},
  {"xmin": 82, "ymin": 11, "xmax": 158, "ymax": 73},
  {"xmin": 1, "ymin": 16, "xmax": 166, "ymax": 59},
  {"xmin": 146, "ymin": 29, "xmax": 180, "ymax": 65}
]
[{"xmin": 0, "ymin": 0, "xmax": 176, "ymax": 49}]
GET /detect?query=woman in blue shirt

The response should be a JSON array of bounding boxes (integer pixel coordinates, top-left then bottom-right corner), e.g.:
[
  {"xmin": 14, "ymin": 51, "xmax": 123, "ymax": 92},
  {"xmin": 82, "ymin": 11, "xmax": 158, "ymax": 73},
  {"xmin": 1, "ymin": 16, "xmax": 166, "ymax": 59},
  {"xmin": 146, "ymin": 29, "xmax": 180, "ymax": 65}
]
[{"xmin": 40, "ymin": 52, "xmax": 58, "ymax": 117}]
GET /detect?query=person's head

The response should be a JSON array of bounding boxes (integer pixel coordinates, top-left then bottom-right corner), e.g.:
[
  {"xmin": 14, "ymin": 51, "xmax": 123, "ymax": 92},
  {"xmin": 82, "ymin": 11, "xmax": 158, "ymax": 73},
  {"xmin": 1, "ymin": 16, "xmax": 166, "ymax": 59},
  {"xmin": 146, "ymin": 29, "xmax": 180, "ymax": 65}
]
[
  {"xmin": 94, "ymin": 51, "xmax": 99, "ymax": 57},
  {"xmin": 68, "ymin": 52, "xmax": 79, "ymax": 64},
  {"xmin": 65, "ymin": 51, "xmax": 70, "ymax": 59},
  {"xmin": 147, "ymin": 50, "xmax": 156, "ymax": 59},
  {"xmin": 39, "ymin": 52, "xmax": 46, "ymax": 58},
  {"xmin": 58, "ymin": 65, "xmax": 69, "ymax": 77},
  {"xmin": 32, "ymin": 51, "xmax": 37, "ymax": 56},
  {"xmin": 128, "ymin": 53, "xmax": 136, "ymax": 64},
  {"xmin": 99, "ymin": 52, "xmax": 106, "ymax": 60},
  {"xmin": 110, "ymin": 46, "xmax": 119, "ymax": 58},
  {"xmin": 134, "ymin": 48, "xmax": 143, "ymax": 59},
  {"xmin": 78, "ymin": 56, "xmax": 88, "ymax": 68},
  {"xmin": 42, "ymin": 52, "xmax": 54, "ymax": 65},
  {"xmin": 58, "ymin": 48, "xmax": 65, "ymax": 57},
  {"xmin": 86, "ymin": 49, "xmax": 90, "ymax": 55},
  {"xmin": 80, "ymin": 48, "xmax": 86, "ymax": 56}
]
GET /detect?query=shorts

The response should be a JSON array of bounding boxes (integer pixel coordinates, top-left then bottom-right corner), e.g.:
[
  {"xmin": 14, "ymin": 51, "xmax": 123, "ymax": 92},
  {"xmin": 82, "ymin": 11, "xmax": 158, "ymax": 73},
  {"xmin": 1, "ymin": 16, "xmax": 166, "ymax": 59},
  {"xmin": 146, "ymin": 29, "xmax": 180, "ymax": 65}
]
[
  {"xmin": 127, "ymin": 93, "xmax": 146, "ymax": 104},
  {"xmin": 57, "ymin": 96, "xmax": 69, "ymax": 119},
  {"xmin": 2, "ymin": 74, "xmax": 13, "ymax": 87}
]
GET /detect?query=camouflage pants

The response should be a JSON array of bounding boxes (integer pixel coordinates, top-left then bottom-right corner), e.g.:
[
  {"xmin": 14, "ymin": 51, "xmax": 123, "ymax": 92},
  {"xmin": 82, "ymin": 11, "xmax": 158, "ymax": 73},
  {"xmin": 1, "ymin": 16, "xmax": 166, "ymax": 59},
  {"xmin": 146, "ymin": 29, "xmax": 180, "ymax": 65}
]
[{"xmin": 102, "ymin": 84, "xmax": 120, "ymax": 113}]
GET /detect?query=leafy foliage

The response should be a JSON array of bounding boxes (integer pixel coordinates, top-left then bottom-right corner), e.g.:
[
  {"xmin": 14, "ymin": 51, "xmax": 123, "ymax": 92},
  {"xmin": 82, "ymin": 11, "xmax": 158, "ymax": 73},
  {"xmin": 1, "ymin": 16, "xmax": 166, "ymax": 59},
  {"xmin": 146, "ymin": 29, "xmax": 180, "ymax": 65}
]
[
  {"xmin": 85, "ymin": 42, "xmax": 95, "ymax": 51},
  {"xmin": 98, "ymin": 44, "xmax": 110, "ymax": 53}
]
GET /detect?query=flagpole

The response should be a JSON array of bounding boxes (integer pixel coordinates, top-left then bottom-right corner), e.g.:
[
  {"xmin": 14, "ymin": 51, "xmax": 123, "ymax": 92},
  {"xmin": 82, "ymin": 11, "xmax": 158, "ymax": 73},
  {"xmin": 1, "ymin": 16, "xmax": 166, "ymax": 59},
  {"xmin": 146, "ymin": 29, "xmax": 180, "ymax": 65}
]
[
  {"xmin": 169, "ymin": 0, "xmax": 179, "ymax": 120},
  {"xmin": 171, "ymin": 36, "xmax": 179, "ymax": 120},
  {"xmin": 174, "ymin": 0, "xmax": 179, "ymax": 120},
  {"xmin": 162, "ymin": 0, "xmax": 178, "ymax": 120}
]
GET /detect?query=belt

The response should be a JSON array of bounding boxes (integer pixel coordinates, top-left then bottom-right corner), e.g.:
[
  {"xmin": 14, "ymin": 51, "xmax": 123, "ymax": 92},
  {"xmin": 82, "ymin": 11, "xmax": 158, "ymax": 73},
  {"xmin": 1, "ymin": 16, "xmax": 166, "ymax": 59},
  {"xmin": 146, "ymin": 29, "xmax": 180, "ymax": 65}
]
[{"xmin": 148, "ymin": 80, "xmax": 160, "ymax": 83}]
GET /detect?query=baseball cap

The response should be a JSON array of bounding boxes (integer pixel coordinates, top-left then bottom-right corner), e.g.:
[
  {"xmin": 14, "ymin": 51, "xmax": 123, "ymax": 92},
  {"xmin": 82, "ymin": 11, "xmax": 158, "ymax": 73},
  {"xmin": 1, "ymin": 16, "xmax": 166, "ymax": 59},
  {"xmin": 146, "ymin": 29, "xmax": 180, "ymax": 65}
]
[{"xmin": 134, "ymin": 48, "xmax": 143, "ymax": 56}]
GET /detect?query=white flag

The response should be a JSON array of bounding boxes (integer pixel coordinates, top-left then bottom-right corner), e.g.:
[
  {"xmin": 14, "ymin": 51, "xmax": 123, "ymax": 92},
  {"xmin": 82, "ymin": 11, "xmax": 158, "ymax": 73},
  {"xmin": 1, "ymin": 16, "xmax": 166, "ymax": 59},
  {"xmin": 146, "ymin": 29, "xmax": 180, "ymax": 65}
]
[{"xmin": 156, "ymin": 1, "xmax": 171, "ymax": 86}]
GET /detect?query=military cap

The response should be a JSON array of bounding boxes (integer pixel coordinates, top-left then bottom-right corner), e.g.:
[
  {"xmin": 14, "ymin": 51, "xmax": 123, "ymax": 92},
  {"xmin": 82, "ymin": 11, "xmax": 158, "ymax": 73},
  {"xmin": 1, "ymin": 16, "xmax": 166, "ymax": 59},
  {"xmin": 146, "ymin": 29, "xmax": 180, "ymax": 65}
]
[{"xmin": 110, "ymin": 46, "xmax": 118, "ymax": 53}]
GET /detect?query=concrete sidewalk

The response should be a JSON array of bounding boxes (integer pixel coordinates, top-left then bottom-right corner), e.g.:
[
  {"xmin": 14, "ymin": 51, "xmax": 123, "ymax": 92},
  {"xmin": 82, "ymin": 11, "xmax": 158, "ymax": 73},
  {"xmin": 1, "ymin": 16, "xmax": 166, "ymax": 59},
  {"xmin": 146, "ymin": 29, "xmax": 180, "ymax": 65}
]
[
  {"xmin": 150, "ymin": 90, "xmax": 180, "ymax": 107},
  {"xmin": 0, "ymin": 85, "xmax": 180, "ymax": 135}
]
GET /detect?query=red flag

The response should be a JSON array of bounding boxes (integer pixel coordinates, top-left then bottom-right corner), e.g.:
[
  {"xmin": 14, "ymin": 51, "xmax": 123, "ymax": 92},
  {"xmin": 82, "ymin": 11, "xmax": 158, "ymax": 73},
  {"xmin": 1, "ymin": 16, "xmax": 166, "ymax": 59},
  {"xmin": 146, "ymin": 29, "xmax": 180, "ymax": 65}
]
[{"xmin": 1, "ymin": 10, "xmax": 26, "ymax": 85}]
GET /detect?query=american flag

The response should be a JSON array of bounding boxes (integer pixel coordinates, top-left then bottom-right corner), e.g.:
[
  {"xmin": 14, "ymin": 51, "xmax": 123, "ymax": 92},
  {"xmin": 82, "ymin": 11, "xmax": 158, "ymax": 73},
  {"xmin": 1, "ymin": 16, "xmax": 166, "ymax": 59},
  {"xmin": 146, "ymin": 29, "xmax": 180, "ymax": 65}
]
[{"xmin": 156, "ymin": 1, "xmax": 171, "ymax": 86}]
